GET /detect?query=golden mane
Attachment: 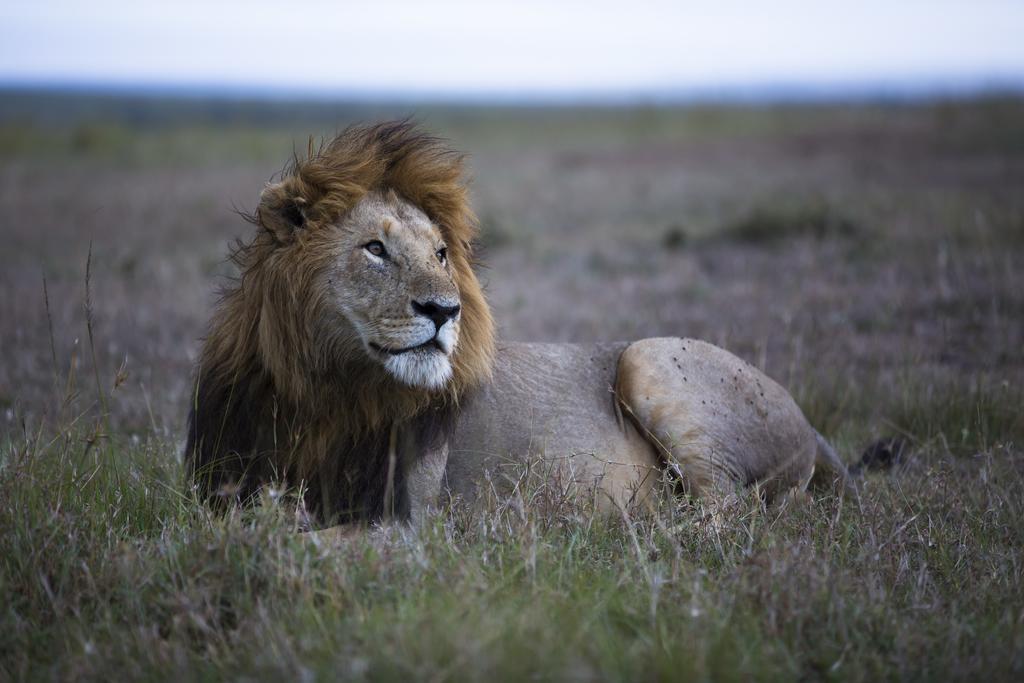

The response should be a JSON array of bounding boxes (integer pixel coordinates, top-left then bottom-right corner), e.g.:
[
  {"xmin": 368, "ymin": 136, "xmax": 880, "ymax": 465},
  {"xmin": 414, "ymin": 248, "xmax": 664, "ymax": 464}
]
[{"xmin": 185, "ymin": 121, "xmax": 495, "ymax": 519}]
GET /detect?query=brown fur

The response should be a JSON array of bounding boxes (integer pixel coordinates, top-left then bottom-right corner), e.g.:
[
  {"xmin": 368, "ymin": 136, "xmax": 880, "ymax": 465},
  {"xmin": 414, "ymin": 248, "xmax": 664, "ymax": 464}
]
[{"xmin": 185, "ymin": 122, "xmax": 494, "ymax": 520}]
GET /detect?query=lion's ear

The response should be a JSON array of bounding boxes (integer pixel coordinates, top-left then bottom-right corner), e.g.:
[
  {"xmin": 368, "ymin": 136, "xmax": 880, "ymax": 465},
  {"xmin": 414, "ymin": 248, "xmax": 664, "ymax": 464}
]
[{"xmin": 257, "ymin": 181, "xmax": 308, "ymax": 242}]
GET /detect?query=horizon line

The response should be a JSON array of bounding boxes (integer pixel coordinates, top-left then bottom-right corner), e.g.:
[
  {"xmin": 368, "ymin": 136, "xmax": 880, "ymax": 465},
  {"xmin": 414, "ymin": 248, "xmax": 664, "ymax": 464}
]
[{"xmin": 3, "ymin": 74, "xmax": 1024, "ymax": 106}]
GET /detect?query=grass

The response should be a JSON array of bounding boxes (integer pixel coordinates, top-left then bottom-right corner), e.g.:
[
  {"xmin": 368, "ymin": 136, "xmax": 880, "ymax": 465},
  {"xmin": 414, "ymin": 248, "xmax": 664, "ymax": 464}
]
[
  {"xmin": 794, "ymin": 373, "xmax": 1024, "ymax": 457},
  {"xmin": 2, "ymin": 94, "xmax": 1023, "ymax": 680},
  {"xmin": 717, "ymin": 200, "xmax": 863, "ymax": 245},
  {"xmin": 2, "ymin": 371, "xmax": 1023, "ymax": 680}
]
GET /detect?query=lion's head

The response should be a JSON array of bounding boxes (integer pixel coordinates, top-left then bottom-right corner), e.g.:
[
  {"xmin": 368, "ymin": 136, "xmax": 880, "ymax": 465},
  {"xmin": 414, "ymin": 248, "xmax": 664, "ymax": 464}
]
[
  {"xmin": 247, "ymin": 121, "xmax": 494, "ymax": 401},
  {"xmin": 272, "ymin": 187, "xmax": 466, "ymax": 390},
  {"xmin": 187, "ymin": 122, "xmax": 495, "ymax": 511},
  {"xmin": 335, "ymin": 190, "xmax": 466, "ymax": 389}
]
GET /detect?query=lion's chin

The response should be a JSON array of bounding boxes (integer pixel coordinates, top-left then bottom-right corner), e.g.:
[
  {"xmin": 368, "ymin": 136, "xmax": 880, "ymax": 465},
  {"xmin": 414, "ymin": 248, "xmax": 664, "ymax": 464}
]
[{"xmin": 382, "ymin": 349, "xmax": 453, "ymax": 390}]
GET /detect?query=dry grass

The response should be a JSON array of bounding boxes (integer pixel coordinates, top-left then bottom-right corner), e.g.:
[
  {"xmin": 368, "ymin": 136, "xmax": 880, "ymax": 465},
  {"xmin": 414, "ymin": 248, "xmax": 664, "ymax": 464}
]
[
  {"xmin": 2, "ymin": 95, "xmax": 1023, "ymax": 680},
  {"xmin": 3, "ymin": 382, "xmax": 1022, "ymax": 680}
]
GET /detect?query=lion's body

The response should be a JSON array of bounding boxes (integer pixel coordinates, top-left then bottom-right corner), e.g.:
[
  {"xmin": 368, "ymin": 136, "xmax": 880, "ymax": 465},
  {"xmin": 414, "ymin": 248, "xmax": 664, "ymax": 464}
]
[
  {"xmin": 185, "ymin": 122, "xmax": 841, "ymax": 527},
  {"xmin": 446, "ymin": 339, "xmax": 819, "ymax": 513},
  {"xmin": 448, "ymin": 342, "xmax": 661, "ymax": 511}
]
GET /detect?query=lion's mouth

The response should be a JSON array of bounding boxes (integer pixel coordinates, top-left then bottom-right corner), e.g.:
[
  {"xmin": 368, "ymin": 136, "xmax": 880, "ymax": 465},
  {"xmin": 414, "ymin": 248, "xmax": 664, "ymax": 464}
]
[{"xmin": 370, "ymin": 338, "xmax": 445, "ymax": 356}]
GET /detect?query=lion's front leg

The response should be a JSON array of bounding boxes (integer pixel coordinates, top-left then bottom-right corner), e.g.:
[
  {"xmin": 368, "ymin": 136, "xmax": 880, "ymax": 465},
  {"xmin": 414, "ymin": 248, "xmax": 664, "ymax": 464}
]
[
  {"xmin": 402, "ymin": 439, "xmax": 450, "ymax": 527},
  {"xmin": 307, "ymin": 524, "xmax": 366, "ymax": 544},
  {"xmin": 304, "ymin": 437, "xmax": 450, "ymax": 543}
]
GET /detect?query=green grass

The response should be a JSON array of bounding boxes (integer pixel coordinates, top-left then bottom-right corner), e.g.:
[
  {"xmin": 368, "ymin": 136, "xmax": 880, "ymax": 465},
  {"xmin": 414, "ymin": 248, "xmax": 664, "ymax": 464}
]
[
  {"xmin": 795, "ymin": 374, "xmax": 1024, "ymax": 456},
  {"xmin": 6, "ymin": 96, "xmax": 1020, "ymax": 167},
  {"xmin": 0, "ymin": 121, "xmax": 300, "ymax": 166},
  {"xmin": 3, "ymin": 381, "xmax": 1023, "ymax": 681}
]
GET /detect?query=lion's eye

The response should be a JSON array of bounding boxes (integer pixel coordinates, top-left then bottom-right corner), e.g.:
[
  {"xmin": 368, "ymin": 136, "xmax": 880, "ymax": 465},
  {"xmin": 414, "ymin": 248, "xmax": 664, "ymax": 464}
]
[
  {"xmin": 364, "ymin": 240, "xmax": 387, "ymax": 258},
  {"xmin": 436, "ymin": 246, "xmax": 447, "ymax": 264}
]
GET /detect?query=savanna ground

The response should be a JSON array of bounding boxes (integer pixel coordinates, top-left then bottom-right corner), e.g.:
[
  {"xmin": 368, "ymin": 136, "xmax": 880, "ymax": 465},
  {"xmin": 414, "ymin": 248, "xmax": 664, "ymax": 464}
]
[{"xmin": 1, "ymin": 91, "xmax": 1023, "ymax": 680}]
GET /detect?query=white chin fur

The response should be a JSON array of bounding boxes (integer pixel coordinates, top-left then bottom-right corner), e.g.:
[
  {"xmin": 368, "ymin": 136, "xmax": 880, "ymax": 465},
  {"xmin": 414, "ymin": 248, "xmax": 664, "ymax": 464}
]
[
  {"xmin": 383, "ymin": 350, "xmax": 453, "ymax": 390},
  {"xmin": 435, "ymin": 320, "xmax": 457, "ymax": 354}
]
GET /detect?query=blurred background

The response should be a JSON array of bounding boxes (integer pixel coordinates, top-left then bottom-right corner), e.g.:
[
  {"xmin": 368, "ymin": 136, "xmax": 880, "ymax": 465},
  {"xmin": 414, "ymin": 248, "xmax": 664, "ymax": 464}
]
[{"xmin": 1, "ymin": 0, "xmax": 1022, "ymax": 446}]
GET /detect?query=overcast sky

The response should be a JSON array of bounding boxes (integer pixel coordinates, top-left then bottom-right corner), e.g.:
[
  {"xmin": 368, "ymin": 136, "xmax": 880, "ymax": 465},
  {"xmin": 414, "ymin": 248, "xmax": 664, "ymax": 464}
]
[{"xmin": 2, "ymin": 0, "xmax": 1023, "ymax": 97}]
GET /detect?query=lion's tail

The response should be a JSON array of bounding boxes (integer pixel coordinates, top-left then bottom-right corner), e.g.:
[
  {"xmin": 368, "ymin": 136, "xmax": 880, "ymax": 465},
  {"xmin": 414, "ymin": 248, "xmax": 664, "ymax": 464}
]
[{"xmin": 814, "ymin": 430, "xmax": 858, "ymax": 496}]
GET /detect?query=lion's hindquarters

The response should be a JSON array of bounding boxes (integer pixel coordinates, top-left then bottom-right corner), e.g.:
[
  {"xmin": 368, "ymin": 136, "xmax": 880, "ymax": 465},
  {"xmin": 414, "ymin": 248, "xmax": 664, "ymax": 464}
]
[{"xmin": 616, "ymin": 337, "xmax": 817, "ymax": 502}]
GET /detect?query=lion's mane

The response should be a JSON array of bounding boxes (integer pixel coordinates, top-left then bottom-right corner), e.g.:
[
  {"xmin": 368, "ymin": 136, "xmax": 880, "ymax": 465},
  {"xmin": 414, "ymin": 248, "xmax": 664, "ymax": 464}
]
[{"xmin": 185, "ymin": 121, "xmax": 495, "ymax": 522}]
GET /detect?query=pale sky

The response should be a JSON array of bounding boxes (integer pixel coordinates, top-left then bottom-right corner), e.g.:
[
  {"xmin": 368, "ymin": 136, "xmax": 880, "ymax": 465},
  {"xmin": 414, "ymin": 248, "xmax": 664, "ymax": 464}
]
[{"xmin": 1, "ymin": 0, "xmax": 1023, "ymax": 97}]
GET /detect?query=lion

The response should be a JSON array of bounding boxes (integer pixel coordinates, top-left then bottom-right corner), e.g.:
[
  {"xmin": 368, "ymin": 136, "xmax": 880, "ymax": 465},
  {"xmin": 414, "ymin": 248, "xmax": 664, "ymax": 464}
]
[{"xmin": 185, "ymin": 121, "xmax": 848, "ymax": 527}]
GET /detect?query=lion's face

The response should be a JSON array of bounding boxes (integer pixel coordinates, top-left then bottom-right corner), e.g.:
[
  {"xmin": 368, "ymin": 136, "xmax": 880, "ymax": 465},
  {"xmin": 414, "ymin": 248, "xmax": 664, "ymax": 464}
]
[{"xmin": 322, "ymin": 191, "xmax": 462, "ymax": 390}]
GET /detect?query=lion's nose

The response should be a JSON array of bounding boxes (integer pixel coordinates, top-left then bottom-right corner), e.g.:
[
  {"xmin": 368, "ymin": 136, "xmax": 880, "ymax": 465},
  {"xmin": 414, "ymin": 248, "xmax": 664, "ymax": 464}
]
[{"xmin": 412, "ymin": 299, "xmax": 461, "ymax": 330}]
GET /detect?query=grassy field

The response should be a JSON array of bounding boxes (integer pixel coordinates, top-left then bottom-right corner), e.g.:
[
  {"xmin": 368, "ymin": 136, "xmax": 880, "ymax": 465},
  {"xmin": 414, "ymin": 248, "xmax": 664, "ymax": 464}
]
[{"xmin": 1, "ymin": 92, "xmax": 1023, "ymax": 680}]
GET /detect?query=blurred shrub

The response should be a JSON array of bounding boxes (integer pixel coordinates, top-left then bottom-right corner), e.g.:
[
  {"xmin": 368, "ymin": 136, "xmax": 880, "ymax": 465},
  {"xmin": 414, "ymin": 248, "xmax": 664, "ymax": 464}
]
[{"xmin": 720, "ymin": 200, "xmax": 862, "ymax": 244}]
